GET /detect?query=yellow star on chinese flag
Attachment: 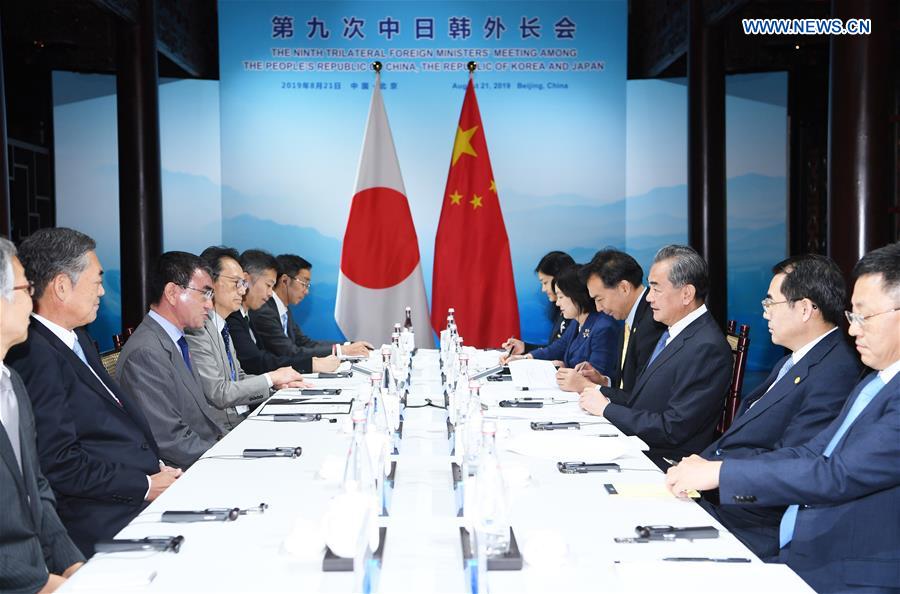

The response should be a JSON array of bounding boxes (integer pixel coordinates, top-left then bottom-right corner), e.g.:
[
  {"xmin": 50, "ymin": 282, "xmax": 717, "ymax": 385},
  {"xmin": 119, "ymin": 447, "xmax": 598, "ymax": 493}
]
[
  {"xmin": 452, "ymin": 126, "xmax": 479, "ymax": 166},
  {"xmin": 489, "ymin": 179, "xmax": 497, "ymax": 194},
  {"xmin": 449, "ymin": 191, "xmax": 462, "ymax": 205},
  {"xmin": 470, "ymin": 194, "xmax": 483, "ymax": 209}
]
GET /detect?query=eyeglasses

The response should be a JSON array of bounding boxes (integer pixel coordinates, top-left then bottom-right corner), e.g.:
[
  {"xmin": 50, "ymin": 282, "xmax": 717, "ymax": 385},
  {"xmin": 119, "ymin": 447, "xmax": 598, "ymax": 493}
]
[
  {"xmin": 844, "ymin": 308, "xmax": 900, "ymax": 327},
  {"xmin": 291, "ymin": 276, "xmax": 311, "ymax": 289},
  {"xmin": 761, "ymin": 298, "xmax": 789, "ymax": 311},
  {"xmin": 12, "ymin": 281, "xmax": 35, "ymax": 297},
  {"xmin": 179, "ymin": 285, "xmax": 214, "ymax": 301},
  {"xmin": 219, "ymin": 274, "xmax": 249, "ymax": 291}
]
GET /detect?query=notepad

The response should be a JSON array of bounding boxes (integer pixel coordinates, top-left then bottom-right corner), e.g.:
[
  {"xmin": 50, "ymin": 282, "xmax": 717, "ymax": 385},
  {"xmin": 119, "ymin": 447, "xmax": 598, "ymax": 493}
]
[
  {"xmin": 259, "ymin": 401, "xmax": 353, "ymax": 415},
  {"xmin": 604, "ymin": 483, "xmax": 700, "ymax": 499},
  {"xmin": 503, "ymin": 432, "xmax": 627, "ymax": 461},
  {"xmin": 507, "ymin": 358, "xmax": 559, "ymax": 390}
]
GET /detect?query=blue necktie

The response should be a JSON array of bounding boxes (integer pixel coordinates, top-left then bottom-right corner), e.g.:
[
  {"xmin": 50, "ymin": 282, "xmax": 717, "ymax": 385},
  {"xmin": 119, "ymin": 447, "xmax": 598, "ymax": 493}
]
[
  {"xmin": 221, "ymin": 325, "xmax": 237, "ymax": 381},
  {"xmin": 646, "ymin": 330, "xmax": 670, "ymax": 368},
  {"xmin": 759, "ymin": 357, "xmax": 795, "ymax": 399},
  {"xmin": 72, "ymin": 335, "xmax": 89, "ymax": 366},
  {"xmin": 177, "ymin": 336, "xmax": 193, "ymax": 373},
  {"xmin": 281, "ymin": 311, "xmax": 289, "ymax": 338},
  {"xmin": 779, "ymin": 375, "xmax": 886, "ymax": 547}
]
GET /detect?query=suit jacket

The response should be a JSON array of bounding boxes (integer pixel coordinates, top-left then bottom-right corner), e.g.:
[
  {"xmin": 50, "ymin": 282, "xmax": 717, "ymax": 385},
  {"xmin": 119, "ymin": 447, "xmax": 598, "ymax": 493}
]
[
  {"xmin": 601, "ymin": 310, "xmax": 733, "ymax": 460},
  {"xmin": 720, "ymin": 372, "xmax": 900, "ymax": 593},
  {"xmin": 0, "ymin": 368, "xmax": 84, "ymax": 593},
  {"xmin": 7, "ymin": 319, "xmax": 160, "ymax": 557},
  {"xmin": 616, "ymin": 288, "xmax": 667, "ymax": 391},
  {"xmin": 250, "ymin": 297, "xmax": 333, "ymax": 358},
  {"xmin": 184, "ymin": 314, "xmax": 270, "ymax": 429},
  {"xmin": 699, "ymin": 330, "xmax": 862, "ymax": 558},
  {"xmin": 530, "ymin": 311, "xmax": 621, "ymax": 373},
  {"xmin": 225, "ymin": 309, "xmax": 312, "ymax": 375},
  {"xmin": 117, "ymin": 314, "xmax": 226, "ymax": 469}
]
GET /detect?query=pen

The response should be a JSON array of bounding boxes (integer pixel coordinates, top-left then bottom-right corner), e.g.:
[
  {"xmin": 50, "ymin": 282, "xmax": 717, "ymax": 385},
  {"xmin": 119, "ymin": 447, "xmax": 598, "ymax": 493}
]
[
  {"xmin": 662, "ymin": 557, "xmax": 751, "ymax": 563},
  {"xmin": 594, "ymin": 433, "xmax": 619, "ymax": 437},
  {"xmin": 663, "ymin": 457, "xmax": 679, "ymax": 467}
]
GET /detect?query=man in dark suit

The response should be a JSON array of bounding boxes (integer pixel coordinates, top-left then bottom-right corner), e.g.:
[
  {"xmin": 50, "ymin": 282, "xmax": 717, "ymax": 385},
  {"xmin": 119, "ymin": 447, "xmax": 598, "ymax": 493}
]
[
  {"xmin": 250, "ymin": 254, "xmax": 371, "ymax": 359},
  {"xmin": 699, "ymin": 254, "xmax": 862, "ymax": 558},
  {"xmin": 225, "ymin": 249, "xmax": 339, "ymax": 376},
  {"xmin": 1, "ymin": 237, "xmax": 84, "ymax": 593},
  {"xmin": 667, "ymin": 242, "xmax": 900, "ymax": 593},
  {"xmin": 117, "ymin": 252, "xmax": 231, "ymax": 468},
  {"xmin": 556, "ymin": 249, "xmax": 666, "ymax": 392},
  {"xmin": 578, "ymin": 245, "xmax": 733, "ymax": 460},
  {"xmin": 6, "ymin": 228, "xmax": 180, "ymax": 557}
]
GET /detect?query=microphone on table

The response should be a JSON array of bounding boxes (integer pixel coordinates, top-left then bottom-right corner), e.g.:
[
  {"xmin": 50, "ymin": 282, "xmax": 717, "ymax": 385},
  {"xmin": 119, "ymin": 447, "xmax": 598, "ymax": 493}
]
[{"xmin": 242, "ymin": 446, "xmax": 302, "ymax": 458}]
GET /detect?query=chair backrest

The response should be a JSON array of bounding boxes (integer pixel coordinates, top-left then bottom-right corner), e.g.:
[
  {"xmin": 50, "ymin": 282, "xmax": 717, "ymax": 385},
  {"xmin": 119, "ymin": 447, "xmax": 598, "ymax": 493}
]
[
  {"xmin": 717, "ymin": 320, "xmax": 750, "ymax": 435},
  {"xmin": 100, "ymin": 350, "xmax": 121, "ymax": 379}
]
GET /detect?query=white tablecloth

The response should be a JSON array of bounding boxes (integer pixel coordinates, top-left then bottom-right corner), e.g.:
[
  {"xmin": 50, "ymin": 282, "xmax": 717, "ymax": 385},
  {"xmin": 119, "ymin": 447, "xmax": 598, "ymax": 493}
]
[{"xmin": 60, "ymin": 349, "xmax": 814, "ymax": 593}]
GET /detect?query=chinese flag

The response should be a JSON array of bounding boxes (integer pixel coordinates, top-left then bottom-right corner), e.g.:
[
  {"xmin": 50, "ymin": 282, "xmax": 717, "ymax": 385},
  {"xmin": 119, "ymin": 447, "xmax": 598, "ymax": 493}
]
[{"xmin": 431, "ymin": 78, "xmax": 519, "ymax": 348}]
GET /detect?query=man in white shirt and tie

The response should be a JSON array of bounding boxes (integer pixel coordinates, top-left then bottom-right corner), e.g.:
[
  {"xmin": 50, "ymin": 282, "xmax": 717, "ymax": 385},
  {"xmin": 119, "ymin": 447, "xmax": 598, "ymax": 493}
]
[
  {"xmin": 667, "ymin": 242, "xmax": 900, "ymax": 593},
  {"xmin": 7, "ymin": 227, "xmax": 179, "ymax": 556},
  {"xmin": 695, "ymin": 254, "xmax": 862, "ymax": 558},
  {"xmin": 0, "ymin": 236, "xmax": 84, "ymax": 593}
]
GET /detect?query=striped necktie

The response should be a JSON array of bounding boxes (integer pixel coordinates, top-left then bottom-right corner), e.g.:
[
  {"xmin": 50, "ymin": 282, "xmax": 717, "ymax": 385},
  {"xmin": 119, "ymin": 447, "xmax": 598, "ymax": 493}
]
[
  {"xmin": 0, "ymin": 372, "xmax": 22, "ymax": 473},
  {"xmin": 220, "ymin": 324, "xmax": 237, "ymax": 381}
]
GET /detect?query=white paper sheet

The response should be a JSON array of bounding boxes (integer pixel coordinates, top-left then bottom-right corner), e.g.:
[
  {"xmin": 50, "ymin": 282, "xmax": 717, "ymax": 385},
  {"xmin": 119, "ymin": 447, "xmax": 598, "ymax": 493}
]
[{"xmin": 507, "ymin": 359, "xmax": 559, "ymax": 390}]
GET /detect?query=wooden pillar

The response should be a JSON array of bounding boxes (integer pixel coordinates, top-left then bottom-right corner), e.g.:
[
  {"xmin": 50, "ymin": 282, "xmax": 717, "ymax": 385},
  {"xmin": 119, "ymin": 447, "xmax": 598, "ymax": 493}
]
[
  {"xmin": 116, "ymin": 0, "xmax": 163, "ymax": 329},
  {"xmin": 827, "ymin": 0, "xmax": 893, "ymax": 276},
  {"xmin": 687, "ymin": 0, "xmax": 727, "ymax": 325}
]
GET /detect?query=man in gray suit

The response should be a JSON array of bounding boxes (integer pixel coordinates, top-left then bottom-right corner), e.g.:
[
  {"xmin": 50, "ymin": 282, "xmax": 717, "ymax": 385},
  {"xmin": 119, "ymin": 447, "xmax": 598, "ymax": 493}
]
[
  {"xmin": 185, "ymin": 247, "xmax": 305, "ymax": 429},
  {"xmin": 118, "ymin": 252, "xmax": 227, "ymax": 468},
  {"xmin": 0, "ymin": 237, "xmax": 84, "ymax": 593}
]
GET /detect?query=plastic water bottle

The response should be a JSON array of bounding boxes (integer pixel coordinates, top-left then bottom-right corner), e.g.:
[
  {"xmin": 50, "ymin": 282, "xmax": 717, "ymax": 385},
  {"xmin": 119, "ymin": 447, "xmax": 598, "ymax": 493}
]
[
  {"xmin": 474, "ymin": 421, "xmax": 510, "ymax": 556},
  {"xmin": 464, "ymin": 381, "xmax": 484, "ymax": 476},
  {"xmin": 402, "ymin": 306, "xmax": 415, "ymax": 353},
  {"xmin": 342, "ymin": 408, "xmax": 378, "ymax": 593}
]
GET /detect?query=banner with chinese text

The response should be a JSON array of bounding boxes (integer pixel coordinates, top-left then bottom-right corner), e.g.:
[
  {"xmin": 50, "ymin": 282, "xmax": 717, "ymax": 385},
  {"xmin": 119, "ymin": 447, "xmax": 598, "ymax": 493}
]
[{"xmin": 218, "ymin": 0, "xmax": 627, "ymax": 344}]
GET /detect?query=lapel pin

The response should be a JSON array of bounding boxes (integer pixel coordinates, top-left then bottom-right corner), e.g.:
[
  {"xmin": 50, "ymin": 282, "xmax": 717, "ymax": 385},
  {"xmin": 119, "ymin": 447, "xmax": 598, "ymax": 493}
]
[{"xmin": 794, "ymin": 377, "xmax": 800, "ymax": 384}]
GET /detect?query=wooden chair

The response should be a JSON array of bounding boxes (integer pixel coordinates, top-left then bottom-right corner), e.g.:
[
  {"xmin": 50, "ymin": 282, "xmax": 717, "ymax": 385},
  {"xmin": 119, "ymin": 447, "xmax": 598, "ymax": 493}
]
[
  {"xmin": 717, "ymin": 321, "xmax": 750, "ymax": 436},
  {"xmin": 100, "ymin": 333, "xmax": 126, "ymax": 379}
]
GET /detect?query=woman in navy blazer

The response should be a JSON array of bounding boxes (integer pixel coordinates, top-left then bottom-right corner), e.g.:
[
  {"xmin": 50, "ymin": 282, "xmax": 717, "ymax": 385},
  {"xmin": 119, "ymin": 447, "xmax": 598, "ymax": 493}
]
[
  {"xmin": 502, "ymin": 251, "xmax": 575, "ymax": 355},
  {"xmin": 505, "ymin": 265, "xmax": 620, "ymax": 373}
]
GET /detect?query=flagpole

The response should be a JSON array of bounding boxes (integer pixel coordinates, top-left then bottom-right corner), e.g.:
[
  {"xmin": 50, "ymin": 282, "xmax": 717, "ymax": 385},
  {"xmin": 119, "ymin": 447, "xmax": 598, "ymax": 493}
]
[{"xmin": 373, "ymin": 60, "xmax": 382, "ymax": 85}]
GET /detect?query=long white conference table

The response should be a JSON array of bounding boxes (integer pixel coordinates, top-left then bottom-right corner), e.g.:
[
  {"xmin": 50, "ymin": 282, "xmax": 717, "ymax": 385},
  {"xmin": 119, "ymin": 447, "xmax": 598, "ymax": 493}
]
[{"xmin": 60, "ymin": 349, "xmax": 814, "ymax": 593}]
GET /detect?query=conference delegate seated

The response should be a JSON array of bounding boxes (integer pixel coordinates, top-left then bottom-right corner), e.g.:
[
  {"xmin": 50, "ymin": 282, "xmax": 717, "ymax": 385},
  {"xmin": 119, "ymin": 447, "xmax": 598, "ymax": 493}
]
[
  {"xmin": 666, "ymin": 242, "xmax": 900, "ymax": 594},
  {"xmin": 117, "ymin": 252, "xmax": 230, "ymax": 469},
  {"xmin": 503, "ymin": 264, "xmax": 619, "ymax": 373},
  {"xmin": 579, "ymin": 245, "xmax": 733, "ymax": 460},
  {"xmin": 7, "ymin": 228, "xmax": 179, "ymax": 557},
  {"xmin": 226, "ymin": 250, "xmax": 339, "ymax": 376},
  {"xmin": 698, "ymin": 254, "xmax": 862, "ymax": 558},
  {"xmin": 502, "ymin": 250, "xmax": 575, "ymax": 355},
  {"xmin": 556, "ymin": 249, "xmax": 665, "ymax": 392},
  {"xmin": 250, "ymin": 253, "xmax": 371, "ymax": 359},
  {"xmin": 0, "ymin": 238, "xmax": 84, "ymax": 594},
  {"xmin": 185, "ymin": 247, "xmax": 307, "ymax": 430}
]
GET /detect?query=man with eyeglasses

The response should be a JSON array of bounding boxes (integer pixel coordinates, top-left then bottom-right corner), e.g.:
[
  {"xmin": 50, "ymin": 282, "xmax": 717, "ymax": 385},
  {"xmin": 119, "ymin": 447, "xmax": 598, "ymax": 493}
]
[
  {"xmin": 118, "ymin": 251, "xmax": 228, "ymax": 469},
  {"xmin": 667, "ymin": 242, "xmax": 900, "ymax": 593},
  {"xmin": 183, "ymin": 247, "xmax": 307, "ymax": 430},
  {"xmin": 0, "ymin": 237, "xmax": 85, "ymax": 593},
  {"xmin": 7, "ymin": 228, "xmax": 176, "ymax": 557},
  {"xmin": 226, "ymin": 250, "xmax": 340, "ymax": 375},
  {"xmin": 578, "ymin": 245, "xmax": 733, "ymax": 461},
  {"xmin": 696, "ymin": 254, "xmax": 862, "ymax": 559},
  {"xmin": 250, "ymin": 254, "xmax": 372, "ymax": 359}
]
